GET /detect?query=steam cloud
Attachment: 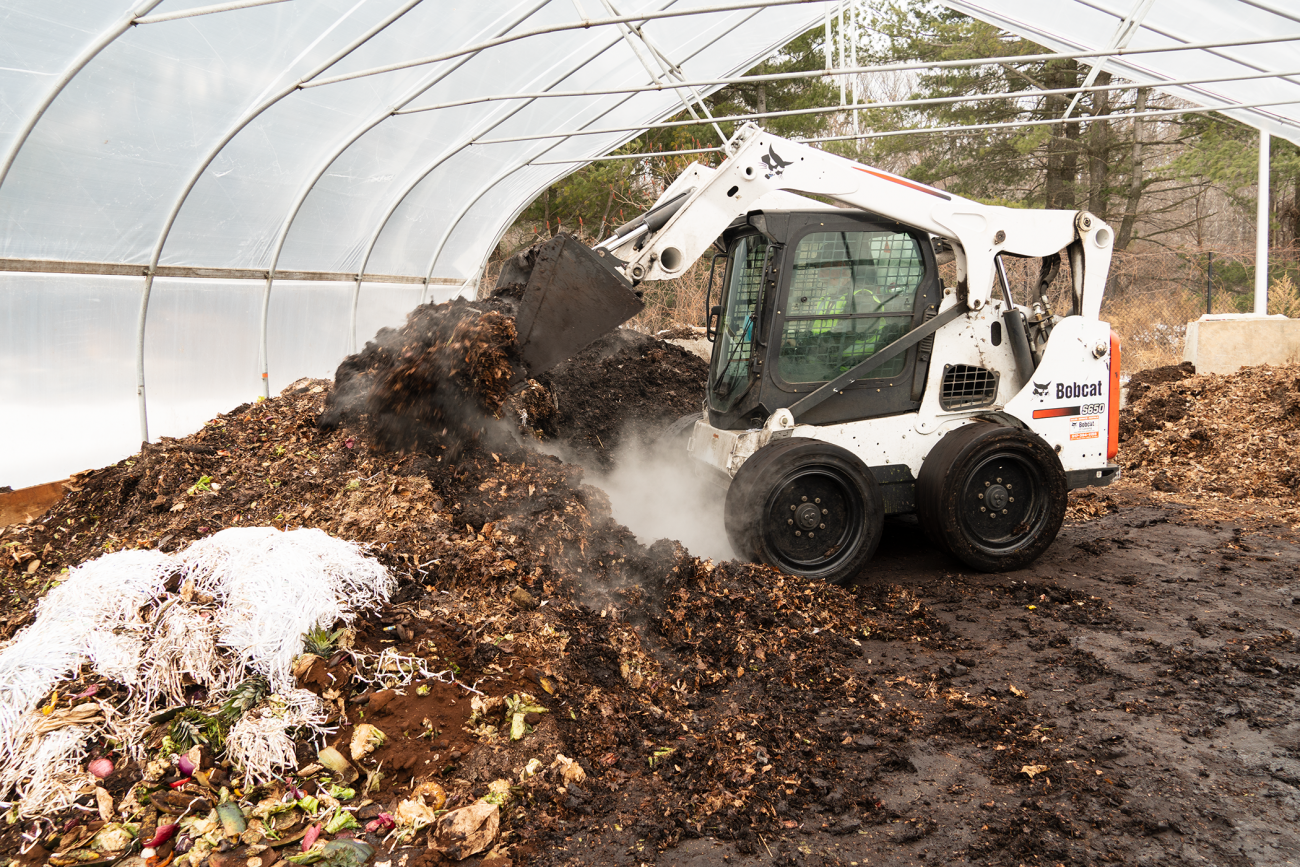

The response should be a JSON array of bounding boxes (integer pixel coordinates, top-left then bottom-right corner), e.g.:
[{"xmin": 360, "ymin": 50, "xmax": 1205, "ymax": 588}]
[{"xmin": 586, "ymin": 434, "xmax": 735, "ymax": 563}]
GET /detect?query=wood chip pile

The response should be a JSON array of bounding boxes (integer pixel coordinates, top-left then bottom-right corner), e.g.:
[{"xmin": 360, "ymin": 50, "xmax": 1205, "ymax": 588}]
[{"xmin": 1119, "ymin": 362, "xmax": 1300, "ymax": 504}]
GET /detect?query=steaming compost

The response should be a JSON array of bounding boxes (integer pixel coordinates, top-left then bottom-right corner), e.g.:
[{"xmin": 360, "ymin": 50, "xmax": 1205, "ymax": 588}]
[
  {"xmin": 535, "ymin": 329, "xmax": 708, "ymax": 468},
  {"xmin": 2, "ymin": 302, "xmax": 1299, "ymax": 867},
  {"xmin": 320, "ymin": 297, "xmax": 521, "ymax": 457}
]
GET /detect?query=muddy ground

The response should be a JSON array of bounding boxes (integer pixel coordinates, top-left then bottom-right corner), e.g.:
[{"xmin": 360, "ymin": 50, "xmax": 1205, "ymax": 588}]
[
  {"xmin": 1, "ymin": 321, "xmax": 1298, "ymax": 867},
  {"xmin": 644, "ymin": 483, "xmax": 1300, "ymax": 867}
]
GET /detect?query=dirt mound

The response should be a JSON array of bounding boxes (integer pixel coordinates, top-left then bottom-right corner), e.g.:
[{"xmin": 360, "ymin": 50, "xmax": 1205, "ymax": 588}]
[
  {"xmin": 7, "ymin": 304, "xmax": 1300, "ymax": 866},
  {"xmin": 536, "ymin": 328, "xmax": 708, "ymax": 467},
  {"xmin": 320, "ymin": 297, "xmax": 519, "ymax": 457},
  {"xmin": 1119, "ymin": 363, "xmax": 1300, "ymax": 498},
  {"xmin": 1124, "ymin": 360, "xmax": 1195, "ymax": 404},
  {"xmin": 0, "ymin": 372, "xmax": 957, "ymax": 864},
  {"xmin": 0, "ymin": 301, "xmax": 907, "ymax": 864}
]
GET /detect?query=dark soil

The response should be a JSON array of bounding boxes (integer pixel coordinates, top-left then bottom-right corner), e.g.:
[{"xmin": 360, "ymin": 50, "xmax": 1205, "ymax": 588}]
[
  {"xmin": 320, "ymin": 296, "xmax": 520, "ymax": 458},
  {"xmin": 2, "ymin": 310, "xmax": 1299, "ymax": 867},
  {"xmin": 1119, "ymin": 362, "xmax": 1300, "ymax": 505},
  {"xmin": 537, "ymin": 328, "xmax": 708, "ymax": 467},
  {"xmin": 1123, "ymin": 360, "xmax": 1196, "ymax": 404}
]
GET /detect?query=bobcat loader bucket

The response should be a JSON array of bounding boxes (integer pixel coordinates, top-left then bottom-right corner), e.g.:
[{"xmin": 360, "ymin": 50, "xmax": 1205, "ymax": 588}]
[{"xmin": 497, "ymin": 234, "xmax": 644, "ymax": 380}]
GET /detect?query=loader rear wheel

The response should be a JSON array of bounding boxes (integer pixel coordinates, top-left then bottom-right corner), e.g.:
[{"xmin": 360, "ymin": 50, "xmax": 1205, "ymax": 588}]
[
  {"xmin": 724, "ymin": 438, "xmax": 883, "ymax": 584},
  {"xmin": 917, "ymin": 422, "xmax": 1066, "ymax": 573}
]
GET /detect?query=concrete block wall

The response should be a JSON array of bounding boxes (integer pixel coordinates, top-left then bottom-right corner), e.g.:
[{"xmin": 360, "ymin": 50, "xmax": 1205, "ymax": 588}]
[{"xmin": 1182, "ymin": 314, "xmax": 1300, "ymax": 375}]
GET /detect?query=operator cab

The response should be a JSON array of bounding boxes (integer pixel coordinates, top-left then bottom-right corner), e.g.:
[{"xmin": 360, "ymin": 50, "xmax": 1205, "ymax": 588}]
[{"xmin": 708, "ymin": 209, "xmax": 944, "ymax": 432}]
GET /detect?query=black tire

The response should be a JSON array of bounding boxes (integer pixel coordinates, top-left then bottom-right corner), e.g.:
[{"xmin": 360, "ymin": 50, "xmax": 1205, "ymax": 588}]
[
  {"xmin": 724, "ymin": 438, "xmax": 884, "ymax": 583},
  {"xmin": 656, "ymin": 412, "xmax": 703, "ymax": 460},
  {"xmin": 916, "ymin": 422, "xmax": 1067, "ymax": 573}
]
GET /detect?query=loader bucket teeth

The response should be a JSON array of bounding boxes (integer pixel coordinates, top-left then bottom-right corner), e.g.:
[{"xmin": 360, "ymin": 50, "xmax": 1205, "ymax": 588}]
[{"xmin": 502, "ymin": 234, "xmax": 644, "ymax": 380}]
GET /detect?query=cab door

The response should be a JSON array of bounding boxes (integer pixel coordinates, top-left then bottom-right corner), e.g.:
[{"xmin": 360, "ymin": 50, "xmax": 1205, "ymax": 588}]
[{"xmin": 766, "ymin": 215, "xmax": 941, "ymax": 425}]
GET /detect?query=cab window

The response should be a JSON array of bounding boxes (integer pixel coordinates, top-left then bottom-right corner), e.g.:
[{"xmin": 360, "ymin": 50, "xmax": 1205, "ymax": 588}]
[
  {"xmin": 778, "ymin": 230, "xmax": 924, "ymax": 384},
  {"xmin": 709, "ymin": 234, "xmax": 767, "ymax": 413}
]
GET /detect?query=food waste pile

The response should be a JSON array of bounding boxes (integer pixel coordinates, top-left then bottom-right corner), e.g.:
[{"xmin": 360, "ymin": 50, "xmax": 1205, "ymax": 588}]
[
  {"xmin": 0, "ymin": 299, "xmax": 952, "ymax": 867},
  {"xmin": 3, "ymin": 302, "xmax": 1299, "ymax": 867}
]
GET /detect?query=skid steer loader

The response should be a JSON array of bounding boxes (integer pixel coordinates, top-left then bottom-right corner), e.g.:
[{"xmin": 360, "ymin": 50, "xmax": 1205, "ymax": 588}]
[{"xmin": 502, "ymin": 122, "xmax": 1120, "ymax": 583}]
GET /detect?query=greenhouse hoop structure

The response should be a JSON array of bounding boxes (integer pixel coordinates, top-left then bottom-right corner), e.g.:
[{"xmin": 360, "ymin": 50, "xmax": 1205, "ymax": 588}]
[{"xmin": 2, "ymin": 0, "xmax": 1299, "ymax": 488}]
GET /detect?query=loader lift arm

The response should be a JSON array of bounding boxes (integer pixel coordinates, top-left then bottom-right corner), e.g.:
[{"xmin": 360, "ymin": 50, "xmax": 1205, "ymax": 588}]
[{"xmin": 597, "ymin": 123, "xmax": 1113, "ymax": 321}]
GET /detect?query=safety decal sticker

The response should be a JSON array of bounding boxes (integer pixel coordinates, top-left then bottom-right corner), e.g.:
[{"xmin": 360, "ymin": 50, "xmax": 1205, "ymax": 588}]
[{"xmin": 1069, "ymin": 414, "xmax": 1101, "ymax": 441}]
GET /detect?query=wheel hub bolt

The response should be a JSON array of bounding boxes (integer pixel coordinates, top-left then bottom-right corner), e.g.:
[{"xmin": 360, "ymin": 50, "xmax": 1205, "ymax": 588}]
[
  {"xmin": 821, "ymin": 508, "xmax": 828, "ymax": 515},
  {"xmin": 819, "ymin": 523, "xmax": 825, "ymax": 529},
  {"xmin": 795, "ymin": 530, "xmax": 801, "ymax": 536},
  {"xmin": 795, "ymin": 503, "xmax": 821, "ymax": 530},
  {"xmin": 801, "ymin": 496, "xmax": 808, "ymax": 502},
  {"xmin": 787, "ymin": 519, "xmax": 793, "ymax": 525}
]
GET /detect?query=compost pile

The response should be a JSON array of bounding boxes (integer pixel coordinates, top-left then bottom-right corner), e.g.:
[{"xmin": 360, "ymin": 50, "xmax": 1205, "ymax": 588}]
[
  {"xmin": 0, "ymin": 300, "xmax": 979, "ymax": 866},
  {"xmin": 7, "ymin": 306, "xmax": 1300, "ymax": 867},
  {"xmin": 1119, "ymin": 361, "xmax": 1300, "ymax": 502},
  {"xmin": 319, "ymin": 297, "xmax": 520, "ymax": 457},
  {"xmin": 535, "ymin": 329, "xmax": 708, "ymax": 468}
]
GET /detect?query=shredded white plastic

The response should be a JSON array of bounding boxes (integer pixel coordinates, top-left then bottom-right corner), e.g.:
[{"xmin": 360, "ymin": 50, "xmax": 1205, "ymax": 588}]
[
  {"xmin": 351, "ymin": 647, "xmax": 461, "ymax": 691},
  {"xmin": 179, "ymin": 528, "xmax": 395, "ymax": 695},
  {"xmin": 0, "ymin": 548, "xmax": 171, "ymax": 760},
  {"xmin": 0, "ymin": 721, "xmax": 95, "ymax": 818},
  {"xmin": 224, "ymin": 688, "xmax": 331, "ymax": 786},
  {"xmin": 0, "ymin": 527, "xmax": 393, "ymax": 817},
  {"xmin": 139, "ymin": 601, "xmax": 233, "ymax": 709}
]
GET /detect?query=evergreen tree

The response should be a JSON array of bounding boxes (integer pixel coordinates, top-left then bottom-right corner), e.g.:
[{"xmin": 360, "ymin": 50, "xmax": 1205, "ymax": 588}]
[
  {"xmin": 1169, "ymin": 116, "xmax": 1300, "ymax": 247},
  {"xmin": 848, "ymin": 3, "xmax": 1161, "ymax": 247},
  {"xmin": 511, "ymin": 25, "xmax": 837, "ymax": 248}
]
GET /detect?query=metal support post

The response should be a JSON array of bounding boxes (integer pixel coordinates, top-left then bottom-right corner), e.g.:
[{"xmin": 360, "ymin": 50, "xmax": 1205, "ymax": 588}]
[
  {"xmin": 837, "ymin": 3, "xmax": 845, "ymax": 106},
  {"xmin": 1255, "ymin": 131, "xmax": 1270, "ymax": 314},
  {"xmin": 1206, "ymin": 251, "xmax": 1213, "ymax": 315}
]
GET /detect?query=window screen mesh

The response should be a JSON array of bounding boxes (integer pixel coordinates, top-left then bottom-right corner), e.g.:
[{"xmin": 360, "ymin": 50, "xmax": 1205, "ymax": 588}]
[
  {"xmin": 778, "ymin": 230, "xmax": 923, "ymax": 384},
  {"xmin": 710, "ymin": 235, "xmax": 766, "ymax": 413}
]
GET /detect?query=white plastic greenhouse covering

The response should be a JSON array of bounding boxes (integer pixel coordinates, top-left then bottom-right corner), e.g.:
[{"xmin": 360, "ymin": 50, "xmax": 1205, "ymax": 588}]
[
  {"xmin": 951, "ymin": 0, "xmax": 1300, "ymax": 148},
  {"xmin": 0, "ymin": 0, "xmax": 838, "ymax": 488},
  {"xmin": 2, "ymin": 0, "xmax": 1298, "ymax": 489}
]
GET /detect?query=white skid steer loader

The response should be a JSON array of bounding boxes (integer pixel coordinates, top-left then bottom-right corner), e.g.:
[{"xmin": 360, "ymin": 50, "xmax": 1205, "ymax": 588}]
[{"xmin": 502, "ymin": 122, "xmax": 1121, "ymax": 583}]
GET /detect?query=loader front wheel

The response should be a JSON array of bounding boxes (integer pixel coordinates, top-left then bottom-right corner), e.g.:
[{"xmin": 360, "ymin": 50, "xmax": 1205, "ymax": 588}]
[
  {"xmin": 724, "ymin": 438, "xmax": 883, "ymax": 584},
  {"xmin": 917, "ymin": 422, "xmax": 1066, "ymax": 573}
]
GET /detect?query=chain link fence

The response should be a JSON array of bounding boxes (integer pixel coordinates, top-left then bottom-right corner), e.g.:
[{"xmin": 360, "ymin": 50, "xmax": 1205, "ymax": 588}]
[{"xmin": 1103, "ymin": 246, "xmax": 1299, "ymax": 373}]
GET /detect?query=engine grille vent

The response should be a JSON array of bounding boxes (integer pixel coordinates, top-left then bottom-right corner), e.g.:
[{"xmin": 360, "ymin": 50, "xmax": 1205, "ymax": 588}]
[{"xmin": 940, "ymin": 364, "xmax": 999, "ymax": 410}]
